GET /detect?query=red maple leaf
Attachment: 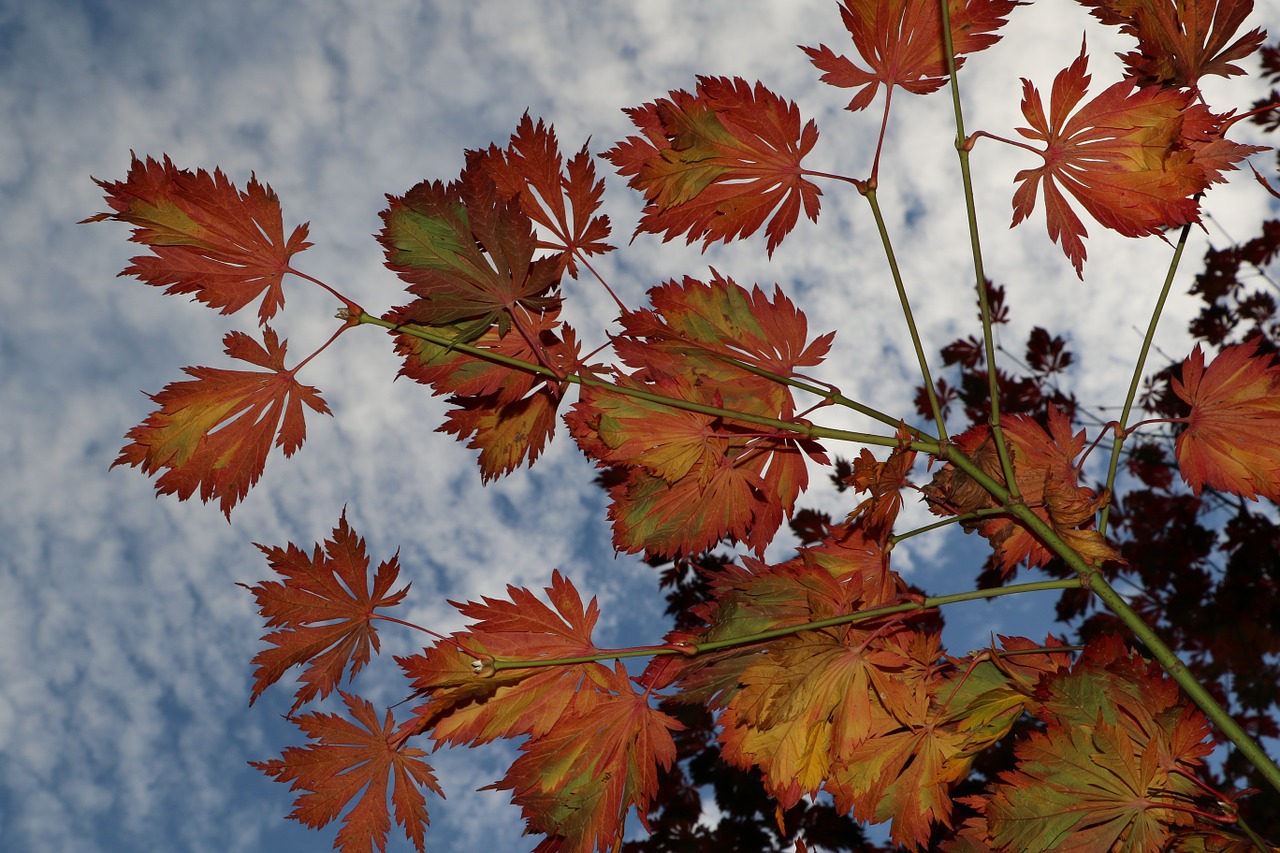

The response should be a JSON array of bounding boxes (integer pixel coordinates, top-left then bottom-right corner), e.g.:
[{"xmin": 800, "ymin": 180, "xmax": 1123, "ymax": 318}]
[
  {"xmin": 84, "ymin": 153, "xmax": 312, "ymax": 324},
  {"xmin": 801, "ymin": 0, "xmax": 1021, "ymax": 112},
  {"xmin": 603, "ymin": 76, "xmax": 821, "ymax": 256},
  {"xmin": 113, "ymin": 327, "xmax": 330, "ymax": 517},
  {"xmin": 476, "ymin": 113, "xmax": 613, "ymax": 277},
  {"xmin": 1172, "ymin": 339, "xmax": 1280, "ymax": 502},
  {"xmin": 565, "ymin": 274, "xmax": 830, "ymax": 558},
  {"xmin": 922, "ymin": 408, "xmax": 1117, "ymax": 575},
  {"xmin": 252, "ymin": 691, "xmax": 442, "ymax": 853},
  {"xmin": 379, "ymin": 155, "xmax": 561, "ymax": 338},
  {"xmin": 490, "ymin": 663, "xmax": 681, "ymax": 853},
  {"xmin": 241, "ymin": 512, "xmax": 410, "ymax": 713},
  {"xmin": 1008, "ymin": 41, "xmax": 1263, "ymax": 276},
  {"xmin": 1076, "ymin": 0, "xmax": 1265, "ymax": 89},
  {"xmin": 398, "ymin": 570, "xmax": 613, "ymax": 747},
  {"xmin": 387, "ymin": 306, "xmax": 582, "ymax": 481}
]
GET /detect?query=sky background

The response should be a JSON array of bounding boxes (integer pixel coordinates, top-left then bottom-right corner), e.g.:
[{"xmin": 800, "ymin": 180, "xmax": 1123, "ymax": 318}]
[{"xmin": 2, "ymin": 1, "xmax": 1278, "ymax": 851}]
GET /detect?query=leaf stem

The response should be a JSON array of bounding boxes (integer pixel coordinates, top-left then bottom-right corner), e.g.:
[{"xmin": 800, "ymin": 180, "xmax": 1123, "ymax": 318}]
[
  {"xmin": 938, "ymin": 0, "xmax": 1019, "ymax": 500},
  {"xmin": 862, "ymin": 188, "xmax": 949, "ymax": 441},
  {"xmin": 356, "ymin": 312, "xmax": 940, "ymax": 453},
  {"xmin": 1098, "ymin": 220, "xmax": 1192, "ymax": 535}
]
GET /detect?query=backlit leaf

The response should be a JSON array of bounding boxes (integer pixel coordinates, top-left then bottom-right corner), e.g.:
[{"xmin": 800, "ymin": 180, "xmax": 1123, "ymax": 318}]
[
  {"xmin": 801, "ymin": 0, "xmax": 1021, "ymax": 112},
  {"xmin": 1009, "ymin": 41, "xmax": 1263, "ymax": 276},
  {"xmin": 84, "ymin": 153, "xmax": 311, "ymax": 323},
  {"xmin": 604, "ymin": 76, "xmax": 820, "ymax": 256},
  {"xmin": 252, "ymin": 691, "xmax": 442, "ymax": 853},
  {"xmin": 1076, "ymin": 0, "xmax": 1265, "ymax": 89},
  {"xmin": 242, "ymin": 511, "xmax": 409, "ymax": 713},
  {"xmin": 1172, "ymin": 340, "xmax": 1280, "ymax": 502},
  {"xmin": 113, "ymin": 327, "xmax": 329, "ymax": 517}
]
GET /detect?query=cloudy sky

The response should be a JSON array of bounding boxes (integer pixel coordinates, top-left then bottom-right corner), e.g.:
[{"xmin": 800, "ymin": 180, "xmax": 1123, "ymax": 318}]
[{"xmin": 2, "ymin": 1, "xmax": 1278, "ymax": 850}]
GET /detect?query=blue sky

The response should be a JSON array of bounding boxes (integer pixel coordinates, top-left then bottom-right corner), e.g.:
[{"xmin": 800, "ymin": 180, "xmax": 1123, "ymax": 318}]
[{"xmin": 2, "ymin": 1, "xmax": 1278, "ymax": 850}]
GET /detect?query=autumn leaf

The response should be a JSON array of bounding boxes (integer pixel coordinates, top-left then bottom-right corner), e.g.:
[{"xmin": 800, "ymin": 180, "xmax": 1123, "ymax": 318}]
[
  {"xmin": 603, "ymin": 76, "xmax": 821, "ymax": 256},
  {"xmin": 490, "ymin": 663, "xmax": 681, "ymax": 853},
  {"xmin": 566, "ymin": 274, "xmax": 830, "ymax": 558},
  {"xmin": 252, "ymin": 691, "xmax": 442, "ymax": 853},
  {"xmin": 379, "ymin": 155, "xmax": 561, "ymax": 338},
  {"xmin": 980, "ymin": 636, "xmax": 1216, "ymax": 851},
  {"xmin": 113, "ymin": 327, "xmax": 330, "ymax": 517},
  {"xmin": 84, "ymin": 153, "xmax": 311, "ymax": 324},
  {"xmin": 1172, "ymin": 339, "xmax": 1280, "ymax": 502},
  {"xmin": 476, "ymin": 113, "xmax": 613, "ymax": 277},
  {"xmin": 1007, "ymin": 40, "xmax": 1263, "ymax": 276},
  {"xmin": 242, "ymin": 512, "xmax": 409, "ymax": 713},
  {"xmin": 843, "ymin": 424, "xmax": 918, "ymax": 544},
  {"xmin": 1076, "ymin": 0, "xmax": 1265, "ymax": 89},
  {"xmin": 922, "ymin": 407, "xmax": 1118, "ymax": 575},
  {"xmin": 398, "ymin": 570, "xmax": 613, "ymax": 747},
  {"xmin": 801, "ymin": 0, "xmax": 1021, "ymax": 112}
]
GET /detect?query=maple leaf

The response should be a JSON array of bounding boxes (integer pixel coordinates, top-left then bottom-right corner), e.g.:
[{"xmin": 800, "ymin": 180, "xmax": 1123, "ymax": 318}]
[
  {"xmin": 603, "ymin": 76, "xmax": 821, "ymax": 256},
  {"xmin": 252, "ymin": 691, "xmax": 442, "ymax": 853},
  {"xmin": 491, "ymin": 662, "xmax": 682, "ymax": 853},
  {"xmin": 975, "ymin": 635, "xmax": 1216, "ymax": 851},
  {"xmin": 398, "ymin": 570, "xmax": 613, "ymax": 747},
  {"xmin": 242, "ymin": 512, "xmax": 409, "ymax": 713},
  {"xmin": 113, "ymin": 327, "xmax": 330, "ymax": 517},
  {"xmin": 476, "ymin": 113, "xmax": 613, "ymax": 277},
  {"xmin": 1076, "ymin": 0, "xmax": 1266, "ymax": 89},
  {"xmin": 84, "ymin": 153, "xmax": 311, "ymax": 324},
  {"xmin": 379, "ymin": 154, "xmax": 561, "ymax": 338},
  {"xmin": 843, "ymin": 424, "xmax": 918, "ymax": 544},
  {"xmin": 566, "ymin": 274, "xmax": 831, "ymax": 558},
  {"xmin": 922, "ymin": 407, "xmax": 1118, "ymax": 575},
  {"xmin": 1172, "ymin": 340, "xmax": 1280, "ymax": 502},
  {"xmin": 1008, "ymin": 41, "xmax": 1263, "ymax": 276},
  {"xmin": 801, "ymin": 0, "xmax": 1022, "ymax": 112},
  {"xmin": 387, "ymin": 305, "xmax": 583, "ymax": 481}
]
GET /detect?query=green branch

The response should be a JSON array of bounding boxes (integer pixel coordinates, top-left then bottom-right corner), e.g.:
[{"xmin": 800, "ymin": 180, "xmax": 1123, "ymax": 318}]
[
  {"xmin": 486, "ymin": 577, "xmax": 1081, "ymax": 671},
  {"xmin": 355, "ymin": 311, "xmax": 942, "ymax": 453}
]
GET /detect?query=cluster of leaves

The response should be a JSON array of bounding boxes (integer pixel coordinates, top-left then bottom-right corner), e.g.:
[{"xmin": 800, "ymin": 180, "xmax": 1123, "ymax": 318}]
[{"xmin": 85, "ymin": 0, "xmax": 1280, "ymax": 851}]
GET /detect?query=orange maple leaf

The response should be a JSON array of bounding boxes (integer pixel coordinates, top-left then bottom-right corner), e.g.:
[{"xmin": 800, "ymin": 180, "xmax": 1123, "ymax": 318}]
[
  {"xmin": 1008, "ymin": 40, "xmax": 1263, "ymax": 276},
  {"xmin": 1076, "ymin": 0, "xmax": 1266, "ymax": 89},
  {"xmin": 603, "ymin": 76, "xmax": 821, "ymax": 256},
  {"xmin": 801, "ymin": 0, "xmax": 1021, "ymax": 112},
  {"xmin": 379, "ymin": 155, "xmax": 561, "ymax": 338},
  {"xmin": 491, "ymin": 663, "xmax": 681, "ymax": 853},
  {"xmin": 923, "ymin": 408, "xmax": 1117, "ymax": 575},
  {"xmin": 476, "ymin": 113, "xmax": 614, "ymax": 278},
  {"xmin": 389, "ymin": 306, "xmax": 582, "ymax": 481},
  {"xmin": 1172, "ymin": 339, "xmax": 1280, "ymax": 502},
  {"xmin": 113, "ymin": 327, "xmax": 329, "ymax": 517},
  {"xmin": 252, "ymin": 691, "xmax": 442, "ymax": 853},
  {"xmin": 84, "ymin": 153, "xmax": 311, "ymax": 324},
  {"xmin": 398, "ymin": 570, "xmax": 612, "ymax": 747},
  {"xmin": 242, "ymin": 512, "xmax": 409, "ymax": 713}
]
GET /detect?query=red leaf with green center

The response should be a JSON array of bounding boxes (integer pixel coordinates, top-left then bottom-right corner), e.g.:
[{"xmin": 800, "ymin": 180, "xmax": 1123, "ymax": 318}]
[
  {"xmin": 242, "ymin": 511, "xmax": 409, "ymax": 713},
  {"xmin": 491, "ymin": 662, "xmax": 681, "ymax": 853},
  {"xmin": 603, "ymin": 76, "xmax": 821, "ymax": 256},
  {"xmin": 477, "ymin": 113, "xmax": 613, "ymax": 277},
  {"xmin": 922, "ymin": 407, "xmax": 1117, "ymax": 575},
  {"xmin": 387, "ymin": 306, "xmax": 583, "ymax": 480},
  {"xmin": 85, "ymin": 154, "xmax": 312, "ymax": 323},
  {"xmin": 1009, "ymin": 40, "xmax": 1263, "ymax": 276},
  {"xmin": 251, "ymin": 691, "xmax": 442, "ymax": 853},
  {"xmin": 379, "ymin": 155, "xmax": 561, "ymax": 337},
  {"xmin": 113, "ymin": 327, "xmax": 329, "ymax": 517},
  {"xmin": 1172, "ymin": 340, "xmax": 1280, "ymax": 502},
  {"xmin": 398, "ymin": 570, "xmax": 614, "ymax": 747},
  {"xmin": 1076, "ymin": 0, "xmax": 1265, "ymax": 89},
  {"xmin": 801, "ymin": 0, "xmax": 1021, "ymax": 112}
]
